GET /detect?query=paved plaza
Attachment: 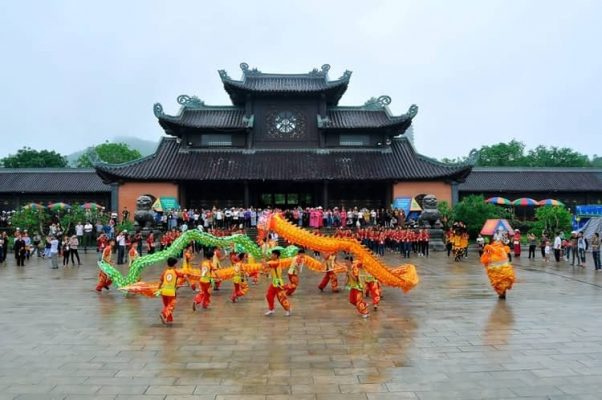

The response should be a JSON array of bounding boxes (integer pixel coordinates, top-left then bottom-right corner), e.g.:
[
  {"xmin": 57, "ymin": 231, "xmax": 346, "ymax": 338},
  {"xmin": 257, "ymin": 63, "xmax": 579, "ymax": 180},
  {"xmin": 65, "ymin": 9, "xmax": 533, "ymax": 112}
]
[{"xmin": 0, "ymin": 249, "xmax": 601, "ymax": 400}]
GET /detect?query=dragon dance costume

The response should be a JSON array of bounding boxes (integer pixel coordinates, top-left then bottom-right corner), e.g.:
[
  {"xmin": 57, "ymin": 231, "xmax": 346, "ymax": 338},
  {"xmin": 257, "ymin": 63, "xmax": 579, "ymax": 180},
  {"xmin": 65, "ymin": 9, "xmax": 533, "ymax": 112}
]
[{"xmin": 480, "ymin": 240, "xmax": 516, "ymax": 299}]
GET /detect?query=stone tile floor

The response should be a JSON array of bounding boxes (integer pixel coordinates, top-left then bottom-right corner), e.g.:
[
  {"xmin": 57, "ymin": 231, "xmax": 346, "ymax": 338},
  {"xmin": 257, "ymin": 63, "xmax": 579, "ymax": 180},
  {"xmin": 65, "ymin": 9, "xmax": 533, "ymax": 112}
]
[{"xmin": 0, "ymin": 249, "xmax": 601, "ymax": 400}]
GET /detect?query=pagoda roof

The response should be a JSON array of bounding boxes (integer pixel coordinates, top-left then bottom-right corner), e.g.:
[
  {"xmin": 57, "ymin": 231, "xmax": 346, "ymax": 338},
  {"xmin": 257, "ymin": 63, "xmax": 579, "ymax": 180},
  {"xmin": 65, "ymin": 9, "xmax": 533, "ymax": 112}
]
[
  {"xmin": 319, "ymin": 96, "xmax": 418, "ymax": 131},
  {"xmin": 153, "ymin": 95, "xmax": 253, "ymax": 134},
  {"xmin": 0, "ymin": 169, "xmax": 110, "ymax": 193},
  {"xmin": 219, "ymin": 63, "xmax": 351, "ymax": 106},
  {"xmin": 95, "ymin": 137, "xmax": 471, "ymax": 183},
  {"xmin": 459, "ymin": 167, "xmax": 602, "ymax": 193}
]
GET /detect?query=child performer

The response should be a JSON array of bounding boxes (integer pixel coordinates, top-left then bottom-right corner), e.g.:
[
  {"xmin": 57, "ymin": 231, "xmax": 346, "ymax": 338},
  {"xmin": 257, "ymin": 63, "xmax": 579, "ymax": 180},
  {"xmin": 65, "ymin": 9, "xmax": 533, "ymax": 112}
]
[
  {"xmin": 480, "ymin": 240, "xmax": 516, "ymax": 299},
  {"xmin": 192, "ymin": 249, "xmax": 214, "ymax": 311},
  {"xmin": 95, "ymin": 239, "xmax": 115, "ymax": 292},
  {"xmin": 318, "ymin": 252, "xmax": 339, "ymax": 293},
  {"xmin": 212, "ymin": 247, "xmax": 225, "ymax": 290},
  {"xmin": 246, "ymin": 252, "xmax": 260, "ymax": 285},
  {"xmin": 284, "ymin": 249, "xmax": 306, "ymax": 296},
  {"xmin": 128, "ymin": 241, "xmax": 139, "ymax": 266},
  {"xmin": 230, "ymin": 253, "xmax": 247, "ymax": 303},
  {"xmin": 345, "ymin": 256, "xmax": 369, "ymax": 318},
  {"xmin": 181, "ymin": 243, "xmax": 196, "ymax": 290},
  {"xmin": 263, "ymin": 249, "xmax": 292, "ymax": 316},
  {"xmin": 362, "ymin": 271, "xmax": 381, "ymax": 311},
  {"xmin": 158, "ymin": 257, "xmax": 186, "ymax": 325}
]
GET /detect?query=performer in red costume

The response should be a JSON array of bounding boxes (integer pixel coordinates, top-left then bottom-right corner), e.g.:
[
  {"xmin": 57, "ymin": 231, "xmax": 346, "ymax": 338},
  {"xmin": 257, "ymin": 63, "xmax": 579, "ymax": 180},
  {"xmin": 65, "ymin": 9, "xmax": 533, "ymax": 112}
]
[
  {"xmin": 95, "ymin": 239, "xmax": 115, "ymax": 292},
  {"xmin": 192, "ymin": 249, "xmax": 214, "ymax": 310},
  {"xmin": 513, "ymin": 229, "xmax": 522, "ymax": 258},
  {"xmin": 263, "ymin": 249, "xmax": 291, "ymax": 316},
  {"xmin": 318, "ymin": 252, "xmax": 339, "ymax": 292},
  {"xmin": 362, "ymin": 270, "xmax": 381, "ymax": 311},
  {"xmin": 158, "ymin": 257, "xmax": 186, "ymax": 325},
  {"xmin": 284, "ymin": 249, "xmax": 306, "ymax": 296},
  {"xmin": 230, "ymin": 253, "xmax": 247, "ymax": 303},
  {"xmin": 212, "ymin": 247, "xmax": 225, "ymax": 290},
  {"xmin": 345, "ymin": 256, "xmax": 369, "ymax": 318}
]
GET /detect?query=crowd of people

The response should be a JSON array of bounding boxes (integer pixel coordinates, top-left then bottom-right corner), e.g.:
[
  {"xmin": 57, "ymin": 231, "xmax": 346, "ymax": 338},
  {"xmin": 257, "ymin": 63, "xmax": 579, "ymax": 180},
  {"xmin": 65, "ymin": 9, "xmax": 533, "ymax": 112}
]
[{"xmin": 2, "ymin": 204, "xmax": 601, "ymax": 271}]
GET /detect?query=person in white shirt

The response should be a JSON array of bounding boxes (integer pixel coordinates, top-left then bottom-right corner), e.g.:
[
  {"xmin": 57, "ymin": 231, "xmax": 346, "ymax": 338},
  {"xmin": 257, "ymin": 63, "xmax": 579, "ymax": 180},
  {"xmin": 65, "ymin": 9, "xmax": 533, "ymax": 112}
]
[
  {"xmin": 116, "ymin": 231, "xmax": 127, "ymax": 264},
  {"xmin": 553, "ymin": 233, "xmax": 562, "ymax": 262},
  {"xmin": 49, "ymin": 236, "xmax": 59, "ymax": 269},
  {"xmin": 84, "ymin": 222, "xmax": 94, "ymax": 252},
  {"xmin": 75, "ymin": 222, "xmax": 84, "ymax": 250}
]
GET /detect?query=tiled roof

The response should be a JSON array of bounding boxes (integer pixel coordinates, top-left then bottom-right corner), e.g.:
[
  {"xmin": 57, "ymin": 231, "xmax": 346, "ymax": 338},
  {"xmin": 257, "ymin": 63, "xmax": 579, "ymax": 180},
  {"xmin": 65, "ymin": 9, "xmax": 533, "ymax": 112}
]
[
  {"xmin": 0, "ymin": 169, "xmax": 111, "ymax": 193},
  {"xmin": 319, "ymin": 104, "xmax": 417, "ymax": 130},
  {"xmin": 458, "ymin": 168, "xmax": 602, "ymax": 192},
  {"xmin": 95, "ymin": 137, "xmax": 471, "ymax": 182},
  {"xmin": 219, "ymin": 63, "xmax": 351, "ymax": 105},
  {"xmin": 159, "ymin": 107, "xmax": 251, "ymax": 130},
  {"xmin": 224, "ymin": 76, "xmax": 346, "ymax": 92}
]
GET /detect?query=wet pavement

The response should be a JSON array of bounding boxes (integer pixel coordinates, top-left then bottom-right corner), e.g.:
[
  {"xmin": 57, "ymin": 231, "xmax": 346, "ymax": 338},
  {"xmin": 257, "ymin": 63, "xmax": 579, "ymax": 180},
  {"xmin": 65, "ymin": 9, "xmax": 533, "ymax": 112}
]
[{"xmin": 0, "ymin": 249, "xmax": 601, "ymax": 400}]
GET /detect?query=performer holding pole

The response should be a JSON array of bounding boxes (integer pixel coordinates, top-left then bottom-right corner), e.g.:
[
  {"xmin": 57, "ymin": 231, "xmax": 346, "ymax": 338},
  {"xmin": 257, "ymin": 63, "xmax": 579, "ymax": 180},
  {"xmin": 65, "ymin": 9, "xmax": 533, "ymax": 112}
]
[
  {"xmin": 284, "ymin": 249, "xmax": 306, "ymax": 296},
  {"xmin": 157, "ymin": 257, "xmax": 186, "ymax": 325},
  {"xmin": 263, "ymin": 249, "xmax": 292, "ymax": 316},
  {"xmin": 318, "ymin": 252, "xmax": 339, "ymax": 293},
  {"xmin": 192, "ymin": 249, "xmax": 214, "ymax": 310},
  {"xmin": 345, "ymin": 256, "xmax": 369, "ymax": 318},
  {"xmin": 96, "ymin": 239, "xmax": 115, "ymax": 292}
]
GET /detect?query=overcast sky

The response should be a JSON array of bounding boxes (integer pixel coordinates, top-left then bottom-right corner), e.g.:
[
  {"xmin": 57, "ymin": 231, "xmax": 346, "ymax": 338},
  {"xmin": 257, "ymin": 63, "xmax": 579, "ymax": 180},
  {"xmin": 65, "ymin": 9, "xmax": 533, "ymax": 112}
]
[{"xmin": 0, "ymin": 0, "xmax": 600, "ymax": 161}]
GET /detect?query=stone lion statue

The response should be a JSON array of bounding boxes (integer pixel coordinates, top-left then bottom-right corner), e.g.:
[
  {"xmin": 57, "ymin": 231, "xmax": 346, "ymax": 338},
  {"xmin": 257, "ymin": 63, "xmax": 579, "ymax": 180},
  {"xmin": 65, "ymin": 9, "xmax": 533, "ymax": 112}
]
[
  {"xmin": 134, "ymin": 195, "xmax": 155, "ymax": 229},
  {"xmin": 418, "ymin": 194, "xmax": 442, "ymax": 228}
]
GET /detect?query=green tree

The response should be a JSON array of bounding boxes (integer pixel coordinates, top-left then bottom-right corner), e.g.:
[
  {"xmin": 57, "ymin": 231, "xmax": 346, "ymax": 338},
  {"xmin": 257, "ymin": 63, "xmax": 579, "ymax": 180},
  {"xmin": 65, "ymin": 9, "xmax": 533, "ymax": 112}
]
[
  {"xmin": 1, "ymin": 147, "xmax": 68, "ymax": 168},
  {"xmin": 437, "ymin": 200, "xmax": 454, "ymax": 229},
  {"xmin": 531, "ymin": 206, "xmax": 572, "ymax": 236},
  {"xmin": 10, "ymin": 208, "xmax": 49, "ymax": 234},
  {"xmin": 526, "ymin": 146, "xmax": 590, "ymax": 167},
  {"xmin": 475, "ymin": 139, "xmax": 526, "ymax": 166},
  {"xmin": 453, "ymin": 195, "xmax": 511, "ymax": 238},
  {"xmin": 590, "ymin": 155, "xmax": 602, "ymax": 168},
  {"xmin": 77, "ymin": 142, "xmax": 142, "ymax": 167}
]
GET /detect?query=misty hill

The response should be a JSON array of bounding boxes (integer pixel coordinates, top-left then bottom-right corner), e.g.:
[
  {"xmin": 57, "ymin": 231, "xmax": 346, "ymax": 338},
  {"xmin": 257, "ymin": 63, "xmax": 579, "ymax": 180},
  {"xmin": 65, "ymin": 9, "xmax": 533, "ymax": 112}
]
[{"xmin": 67, "ymin": 136, "xmax": 159, "ymax": 166}]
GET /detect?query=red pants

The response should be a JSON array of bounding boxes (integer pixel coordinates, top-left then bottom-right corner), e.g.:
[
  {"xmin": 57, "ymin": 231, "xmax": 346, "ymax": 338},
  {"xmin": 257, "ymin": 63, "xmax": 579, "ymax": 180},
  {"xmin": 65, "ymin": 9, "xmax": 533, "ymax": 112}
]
[
  {"xmin": 266, "ymin": 284, "xmax": 290, "ymax": 311},
  {"xmin": 230, "ymin": 282, "xmax": 245, "ymax": 302},
  {"xmin": 318, "ymin": 271, "xmax": 338, "ymax": 292},
  {"xmin": 248, "ymin": 271, "xmax": 259, "ymax": 284},
  {"xmin": 213, "ymin": 279, "xmax": 222, "ymax": 290},
  {"xmin": 161, "ymin": 295, "xmax": 176, "ymax": 322},
  {"xmin": 349, "ymin": 288, "xmax": 368, "ymax": 316},
  {"xmin": 194, "ymin": 282, "xmax": 211, "ymax": 308},
  {"xmin": 95, "ymin": 271, "xmax": 112, "ymax": 292},
  {"xmin": 365, "ymin": 281, "xmax": 381, "ymax": 307},
  {"xmin": 284, "ymin": 273, "xmax": 299, "ymax": 295}
]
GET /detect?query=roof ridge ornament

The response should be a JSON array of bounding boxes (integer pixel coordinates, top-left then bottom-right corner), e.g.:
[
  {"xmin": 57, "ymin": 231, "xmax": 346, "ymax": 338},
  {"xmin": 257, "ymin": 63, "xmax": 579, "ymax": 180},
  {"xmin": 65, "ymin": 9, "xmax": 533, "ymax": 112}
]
[
  {"xmin": 340, "ymin": 70, "xmax": 352, "ymax": 80},
  {"xmin": 218, "ymin": 69, "xmax": 230, "ymax": 80},
  {"xmin": 407, "ymin": 104, "xmax": 418, "ymax": 118},
  {"xmin": 240, "ymin": 62, "xmax": 261, "ymax": 76},
  {"xmin": 177, "ymin": 95, "xmax": 204, "ymax": 109},
  {"xmin": 153, "ymin": 103, "xmax": 164, "ymax": 118},
  {"xmin": 364, "ymin": 95, "xmax": 391, "ymax": 109}
]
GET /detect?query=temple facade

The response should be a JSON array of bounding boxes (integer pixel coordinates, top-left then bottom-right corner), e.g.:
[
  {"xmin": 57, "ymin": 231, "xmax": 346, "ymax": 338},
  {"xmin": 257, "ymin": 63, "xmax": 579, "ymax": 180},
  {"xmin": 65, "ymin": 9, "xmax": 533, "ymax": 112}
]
[{"xmin": 95, "ymin": 63, "xmax": 472, "ymax": 212}]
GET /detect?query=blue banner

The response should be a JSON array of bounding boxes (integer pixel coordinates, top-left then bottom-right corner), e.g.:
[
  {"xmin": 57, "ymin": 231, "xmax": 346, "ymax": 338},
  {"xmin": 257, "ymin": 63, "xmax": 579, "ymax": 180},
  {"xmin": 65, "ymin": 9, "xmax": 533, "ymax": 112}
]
[{"xmin": 392, "ymin": 197, "xmax": 412, "ymax": 214}]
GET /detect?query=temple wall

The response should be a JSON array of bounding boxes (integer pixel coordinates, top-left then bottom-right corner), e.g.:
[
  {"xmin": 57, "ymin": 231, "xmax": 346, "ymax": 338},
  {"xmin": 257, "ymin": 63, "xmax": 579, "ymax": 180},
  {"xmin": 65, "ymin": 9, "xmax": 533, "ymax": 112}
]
[
  {"xmin": 118, "ymin": 182, "xmax": 179, "ymax": 215},
  {"xmin": 392, "ymin": 181, "xmax": 452, "ymax": 204}
]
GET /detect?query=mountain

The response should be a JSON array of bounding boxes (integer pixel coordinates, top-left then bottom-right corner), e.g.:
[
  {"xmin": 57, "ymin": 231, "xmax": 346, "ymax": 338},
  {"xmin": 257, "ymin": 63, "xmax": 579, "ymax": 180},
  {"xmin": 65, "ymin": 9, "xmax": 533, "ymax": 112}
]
[{"xmin": 67, "ymin": 136, "xmax": 159, "ymax": 166}]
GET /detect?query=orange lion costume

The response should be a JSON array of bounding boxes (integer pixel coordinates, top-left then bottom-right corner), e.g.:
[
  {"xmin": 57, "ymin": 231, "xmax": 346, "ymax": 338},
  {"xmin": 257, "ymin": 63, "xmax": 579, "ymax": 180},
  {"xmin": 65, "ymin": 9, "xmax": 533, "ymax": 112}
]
[{"xmin": 480, "ymin": 240, "xmax": 516, "ymax": 299}]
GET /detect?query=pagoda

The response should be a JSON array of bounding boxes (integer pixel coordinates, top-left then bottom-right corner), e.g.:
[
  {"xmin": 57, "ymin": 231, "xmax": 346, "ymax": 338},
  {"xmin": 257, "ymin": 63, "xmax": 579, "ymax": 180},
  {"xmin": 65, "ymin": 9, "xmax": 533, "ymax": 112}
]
[{"xmin": 95, "ymin": 63, "xmax": 471, "ymax": 211}]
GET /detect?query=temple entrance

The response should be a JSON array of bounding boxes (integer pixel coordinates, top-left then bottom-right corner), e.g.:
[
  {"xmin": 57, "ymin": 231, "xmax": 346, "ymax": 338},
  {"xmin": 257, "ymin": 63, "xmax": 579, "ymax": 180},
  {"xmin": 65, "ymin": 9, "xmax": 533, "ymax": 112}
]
[
  {"xmin": 251, "ymin": 182, "xmax": 318, "ymax": 208},
  {"xmin": 182, "ymin": 180, "xmax": 390, "ymax": 210}
]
